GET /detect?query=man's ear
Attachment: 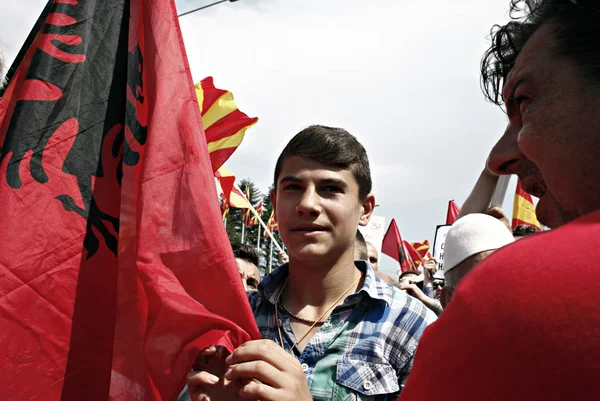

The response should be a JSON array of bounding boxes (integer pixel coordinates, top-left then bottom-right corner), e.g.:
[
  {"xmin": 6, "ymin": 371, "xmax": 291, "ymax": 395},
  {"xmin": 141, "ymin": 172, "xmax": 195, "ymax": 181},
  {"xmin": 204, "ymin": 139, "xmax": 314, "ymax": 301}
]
[
  {"xmin": 440, "ymin": 286, "xmax": 454, "ymax": 309},
  {"xmin": 359, "ymin": 193, "xmax": 376, "ymax": 226}
]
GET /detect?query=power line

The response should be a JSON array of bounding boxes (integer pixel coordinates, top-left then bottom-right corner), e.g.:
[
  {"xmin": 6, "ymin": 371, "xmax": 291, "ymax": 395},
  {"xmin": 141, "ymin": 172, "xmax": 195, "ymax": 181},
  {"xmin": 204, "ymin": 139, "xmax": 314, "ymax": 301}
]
[{"xmin": 178, "ymin": 0, "xmax": 238, "ymax": 17}]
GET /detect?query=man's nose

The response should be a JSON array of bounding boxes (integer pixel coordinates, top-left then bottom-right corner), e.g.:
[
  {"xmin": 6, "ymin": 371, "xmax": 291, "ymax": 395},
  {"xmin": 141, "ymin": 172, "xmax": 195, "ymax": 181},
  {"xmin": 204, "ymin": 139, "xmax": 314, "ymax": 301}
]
[
  {"xmin": 296, "ymin": 187, "xmax": 321, "ymax": 215},
  {"xmin": 487, "ymin": 121, "xmax": 523, "ymax": 175}
]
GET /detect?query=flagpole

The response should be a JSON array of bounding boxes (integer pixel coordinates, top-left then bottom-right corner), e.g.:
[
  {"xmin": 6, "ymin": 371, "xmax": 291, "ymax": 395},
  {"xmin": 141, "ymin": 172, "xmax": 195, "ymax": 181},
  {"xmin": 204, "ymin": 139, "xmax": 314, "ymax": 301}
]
[
  {"xmin": 257, "ymin": 224, "xmax": 261, "ymax": 251},
  {"xmin": 245, "ymin": 202, "xmax": 284, "ymax": 253},
  {"xmin": 241, "ymin": 221, "xmax": 245, "ymax": 243},
  {"xmin": 490, "ymin": 175, "xmax": 511, "ymax": 208},
  {"xmin": 268, "ymin": 237, "xmax": 274, "ymax": 274}
]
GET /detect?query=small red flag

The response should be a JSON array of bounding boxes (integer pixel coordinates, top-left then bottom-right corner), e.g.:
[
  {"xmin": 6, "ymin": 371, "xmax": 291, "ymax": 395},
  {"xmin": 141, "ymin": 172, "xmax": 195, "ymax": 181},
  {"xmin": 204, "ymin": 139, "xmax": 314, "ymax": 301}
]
[
  {"xmin": 0, "ymin": 1, "xmax": 259, "ymax": 400},
  {"xmin": 446, "ymin": 200, "xmax": 461, "ymax": 225},
  {"xmin": 404, "ymin": 240, "xmax": 426, "ymax": 268},
  {"xmin": 382, "ymin": 219, "xmax": 414, "ymax": 273},
  {"xmin": 264, "ymin": 210, "xmax": 279, "ymax": 237}
]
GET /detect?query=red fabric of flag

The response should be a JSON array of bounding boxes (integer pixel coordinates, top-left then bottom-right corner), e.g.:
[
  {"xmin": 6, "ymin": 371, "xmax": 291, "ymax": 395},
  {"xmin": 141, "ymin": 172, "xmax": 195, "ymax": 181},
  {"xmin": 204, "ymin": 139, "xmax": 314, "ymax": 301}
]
[
  {"xmin": 404, "ymin": 240, "xmax": 425, "ymax": 268},
  {"xmin": 446, "ymin": 200, "xmax": 461, "ymax": 225},
  {"xmin": 0, "ymin": 1, "xmax": 259, "ymax": 400},
  {"xmin": 381, "ymin": 219, "xmax": 413, "ymax": 273}
]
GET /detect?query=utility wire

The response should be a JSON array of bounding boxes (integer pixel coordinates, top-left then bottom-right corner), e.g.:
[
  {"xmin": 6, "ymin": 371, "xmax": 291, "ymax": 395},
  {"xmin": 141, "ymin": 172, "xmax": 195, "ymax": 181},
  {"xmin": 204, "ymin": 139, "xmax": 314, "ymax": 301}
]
[{"xmin": 178, "ymin": 0, "xmax": 230, "ymax": 17}]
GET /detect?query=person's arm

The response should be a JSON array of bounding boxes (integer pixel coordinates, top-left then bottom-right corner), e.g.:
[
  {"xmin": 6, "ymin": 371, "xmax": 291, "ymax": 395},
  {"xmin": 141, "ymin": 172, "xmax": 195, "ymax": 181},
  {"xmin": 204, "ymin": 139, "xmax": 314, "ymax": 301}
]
[
  {"xmin": 457, "ymin": 166, "xmax": 499, "ymax": 219},
  {"xmin": 398, "ymin": 279, "xmax": 443, "ymax": 317}
]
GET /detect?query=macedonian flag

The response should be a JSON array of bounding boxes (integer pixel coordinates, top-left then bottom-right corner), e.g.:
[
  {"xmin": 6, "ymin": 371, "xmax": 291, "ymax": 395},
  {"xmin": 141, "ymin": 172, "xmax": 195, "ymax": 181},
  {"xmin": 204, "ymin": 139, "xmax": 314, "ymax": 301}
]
[{"xmin": 195, "ymin": 77, "xmax": 258, "ymax": 172}]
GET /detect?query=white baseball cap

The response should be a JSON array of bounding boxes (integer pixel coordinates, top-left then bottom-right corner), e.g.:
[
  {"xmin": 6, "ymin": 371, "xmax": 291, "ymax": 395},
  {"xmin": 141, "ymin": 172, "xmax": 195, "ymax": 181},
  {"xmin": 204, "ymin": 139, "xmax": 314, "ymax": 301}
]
[{"xmin": 444, "ymin": 213, "xmax": 514, "ymax": 272}]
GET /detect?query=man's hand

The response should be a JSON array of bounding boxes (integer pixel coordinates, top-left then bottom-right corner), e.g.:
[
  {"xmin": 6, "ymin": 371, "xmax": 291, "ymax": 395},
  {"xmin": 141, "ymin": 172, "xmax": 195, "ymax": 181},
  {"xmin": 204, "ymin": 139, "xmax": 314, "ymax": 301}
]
[
  {"xmin": 224, "ymin": 340, "xmax": 312, "ymax": 401},
  {"xmin": 398, "ymin": 278, "xmax": 436, "ymax": 309},
  {"xmin": 278, "ymin": 251, "xmax": 289, "ymax": 264},
  {"xmin": 422, "ymin": 259, "xmax": 437, "ymax": 282},
  {"xmin": 187, "ymin": 346, "xmax": 244, "ymax": 401}
]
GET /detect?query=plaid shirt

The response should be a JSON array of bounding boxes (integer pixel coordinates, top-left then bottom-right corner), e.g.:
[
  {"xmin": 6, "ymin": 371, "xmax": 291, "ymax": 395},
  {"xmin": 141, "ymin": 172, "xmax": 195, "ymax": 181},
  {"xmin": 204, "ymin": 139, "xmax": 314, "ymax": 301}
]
[{"xmin": 248, "ymin": 261, "xmax": 437, "ymax": 401}]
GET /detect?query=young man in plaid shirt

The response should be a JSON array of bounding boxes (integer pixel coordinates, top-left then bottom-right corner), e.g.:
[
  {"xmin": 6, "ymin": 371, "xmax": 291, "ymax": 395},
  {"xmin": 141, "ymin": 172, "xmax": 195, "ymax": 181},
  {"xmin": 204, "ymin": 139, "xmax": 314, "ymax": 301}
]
[{"xmin": 187, "ymin": 125, "xmax": 436, "ymax": 400}]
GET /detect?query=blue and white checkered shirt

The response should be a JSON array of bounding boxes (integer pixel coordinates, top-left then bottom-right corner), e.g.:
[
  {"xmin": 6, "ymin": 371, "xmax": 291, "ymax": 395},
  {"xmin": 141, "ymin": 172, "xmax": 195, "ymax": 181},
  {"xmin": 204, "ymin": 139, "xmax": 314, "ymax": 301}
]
[{"xmin": 248, "ymin": 261, "xmax": 437, "ymax": 401}]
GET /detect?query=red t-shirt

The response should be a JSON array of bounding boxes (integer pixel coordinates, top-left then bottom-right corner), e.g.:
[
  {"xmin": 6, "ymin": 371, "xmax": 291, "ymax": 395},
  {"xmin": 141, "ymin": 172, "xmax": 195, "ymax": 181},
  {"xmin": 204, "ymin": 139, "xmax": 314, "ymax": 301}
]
[{"xmin": 399, "ymin": 210, "xmax": 600, "ymax": 401}]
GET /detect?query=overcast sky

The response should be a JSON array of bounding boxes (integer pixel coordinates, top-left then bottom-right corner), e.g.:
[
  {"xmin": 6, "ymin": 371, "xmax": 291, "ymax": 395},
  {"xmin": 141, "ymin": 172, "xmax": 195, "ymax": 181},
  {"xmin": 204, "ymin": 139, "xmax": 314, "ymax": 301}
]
[{"xmin": 0, "ymin": 0, "xmax": 520, "ymax": 276}]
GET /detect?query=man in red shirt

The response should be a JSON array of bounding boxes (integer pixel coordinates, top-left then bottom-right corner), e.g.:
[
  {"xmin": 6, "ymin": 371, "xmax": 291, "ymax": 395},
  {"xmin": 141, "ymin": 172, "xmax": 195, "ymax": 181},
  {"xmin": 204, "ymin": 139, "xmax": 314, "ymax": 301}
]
[{"xmin": 399, "ymin": 1, "xmax": 600, "ymax": 399}]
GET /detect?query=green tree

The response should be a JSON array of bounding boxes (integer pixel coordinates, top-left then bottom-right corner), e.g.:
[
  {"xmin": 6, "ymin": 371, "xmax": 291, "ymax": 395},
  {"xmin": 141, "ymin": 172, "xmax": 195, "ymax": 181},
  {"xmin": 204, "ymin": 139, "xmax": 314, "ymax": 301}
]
[{"xmin": 224, "ymin": 179, "xmax": 283, "ymax": 275}]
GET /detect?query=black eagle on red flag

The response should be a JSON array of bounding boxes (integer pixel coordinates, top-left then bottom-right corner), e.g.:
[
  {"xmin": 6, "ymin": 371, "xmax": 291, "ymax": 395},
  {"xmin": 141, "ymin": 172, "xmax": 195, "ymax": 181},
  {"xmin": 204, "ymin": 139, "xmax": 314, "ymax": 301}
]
[{"xmin": 0, "ymin": 1, "xmax": 259, "ymax": 400}]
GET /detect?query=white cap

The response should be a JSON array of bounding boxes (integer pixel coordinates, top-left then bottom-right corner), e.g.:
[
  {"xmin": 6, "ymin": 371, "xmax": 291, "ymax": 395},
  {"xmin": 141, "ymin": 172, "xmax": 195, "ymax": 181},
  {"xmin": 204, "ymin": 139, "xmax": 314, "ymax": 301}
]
[
  {"xmin": 433, "ymin": 269, "xmax": 445, "ymax": 280},
  {"xmin": 444, "ymin": 213, "xmax": 514, "ymax": 272}
]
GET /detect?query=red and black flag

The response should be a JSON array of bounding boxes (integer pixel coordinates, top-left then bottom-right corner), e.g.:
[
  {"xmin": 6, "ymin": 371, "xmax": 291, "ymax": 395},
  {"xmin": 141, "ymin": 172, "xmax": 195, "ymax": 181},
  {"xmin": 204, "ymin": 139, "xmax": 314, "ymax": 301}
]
[
  {"xmin": 0, "ymin": 1, "xmax": 259, "ymax": 400},
  {"xmin": 381, "ymin": 218, "xmax": 415, "ymax": 273}
]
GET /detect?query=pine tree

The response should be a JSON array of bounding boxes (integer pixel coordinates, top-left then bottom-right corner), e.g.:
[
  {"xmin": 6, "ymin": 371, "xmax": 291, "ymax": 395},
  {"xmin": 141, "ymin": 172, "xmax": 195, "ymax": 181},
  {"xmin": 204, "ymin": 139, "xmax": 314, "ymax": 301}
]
[{"xmin": 224, "ymin": 180, "xmax": 283, "ymax": 275}]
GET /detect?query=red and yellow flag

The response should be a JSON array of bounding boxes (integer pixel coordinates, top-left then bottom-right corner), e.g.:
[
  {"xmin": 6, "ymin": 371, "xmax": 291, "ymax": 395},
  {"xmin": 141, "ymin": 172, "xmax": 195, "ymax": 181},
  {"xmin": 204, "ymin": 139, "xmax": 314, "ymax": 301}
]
[
  {"xmin": 215, "ymin": 165, "xmax": 252, "ymax": 209},
  {"xmin": 512, "ymin": 179, "xmax": 541, "ymax": 230},
  {"xmin": 411, "ymin": 240, "xmax": 432, "ymax": 261},
  {"xmin": 195, "ymin": 77, "xmax": 258, "ymax": 172},
  {"xmin": 251, "ymin": 200, "xmax": 263, "ymax": 225},
  {"xmin": 264, "ymin": 210, "xmax": 279, "ymax": 237},
  {"xmin": 243, "ymin": 187, "xmax": 254, "ymax": 227},
  {"xmin": 220, "ymin": 196, "xmax": 230, "ymax": 221}
]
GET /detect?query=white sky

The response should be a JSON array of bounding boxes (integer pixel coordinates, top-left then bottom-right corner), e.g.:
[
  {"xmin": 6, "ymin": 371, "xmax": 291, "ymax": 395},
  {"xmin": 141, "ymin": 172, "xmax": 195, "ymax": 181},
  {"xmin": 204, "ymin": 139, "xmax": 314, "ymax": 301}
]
[{"xmin": 0, "ymin": 0, "xmax": 520, "ymax": 276}]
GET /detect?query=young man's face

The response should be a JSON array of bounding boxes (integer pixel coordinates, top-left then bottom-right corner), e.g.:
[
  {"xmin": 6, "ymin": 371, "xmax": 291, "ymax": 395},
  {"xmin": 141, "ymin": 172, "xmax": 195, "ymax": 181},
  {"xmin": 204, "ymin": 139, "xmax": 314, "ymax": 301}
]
[
  {"xmin": 366, "ymin": 242, "xmax": 379, "ymax": 271},
  {"xmin": 487, "ymin": 22, "xmax": 600, "ymax": 228},
  {"xmin": 272, "ymin": 156, "xmax": 374, "ymax": 263},
  {"xmin": 236, "ymin": 258, "xmax": 260, "ymax": 291}
]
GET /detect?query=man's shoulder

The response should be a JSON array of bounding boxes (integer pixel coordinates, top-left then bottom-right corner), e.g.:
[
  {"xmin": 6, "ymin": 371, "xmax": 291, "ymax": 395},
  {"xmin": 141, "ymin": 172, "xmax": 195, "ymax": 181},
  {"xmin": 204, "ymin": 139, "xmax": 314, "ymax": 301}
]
[
  {"xmin": 370, "ymin": 285, "xmax": 437, "ymax": 326},
  {"xmin": 474, "ymin": 210, "xmax": 600, "ymax": 276}
]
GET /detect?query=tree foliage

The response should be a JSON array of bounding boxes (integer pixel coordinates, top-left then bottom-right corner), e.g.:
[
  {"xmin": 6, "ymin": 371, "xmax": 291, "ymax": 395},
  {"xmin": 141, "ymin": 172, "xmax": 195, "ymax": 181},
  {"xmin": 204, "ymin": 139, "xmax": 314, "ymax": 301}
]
[{"xmin": 223, "ymin": 179, "xmax": 283, "ymax": 275}]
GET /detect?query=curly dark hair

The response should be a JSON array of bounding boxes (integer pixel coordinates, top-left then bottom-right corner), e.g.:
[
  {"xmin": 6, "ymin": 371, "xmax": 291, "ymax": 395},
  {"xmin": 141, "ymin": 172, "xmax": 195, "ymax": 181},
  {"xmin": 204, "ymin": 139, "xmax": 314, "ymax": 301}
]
[{"xmin": 481, "ymin": 0, "xmax": 600, "ymax": 106}]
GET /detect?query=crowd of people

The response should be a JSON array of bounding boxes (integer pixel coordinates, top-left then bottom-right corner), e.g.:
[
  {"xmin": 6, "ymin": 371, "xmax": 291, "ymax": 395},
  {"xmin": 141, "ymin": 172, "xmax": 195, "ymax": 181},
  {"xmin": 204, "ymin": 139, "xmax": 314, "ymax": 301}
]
[
  {"xmin": 179, "ymin": 0, "xmax": 600, "ymax": 399},
  {"xmin": 2, "ymin": 0, "xmax": 599, "ymax": 399}
]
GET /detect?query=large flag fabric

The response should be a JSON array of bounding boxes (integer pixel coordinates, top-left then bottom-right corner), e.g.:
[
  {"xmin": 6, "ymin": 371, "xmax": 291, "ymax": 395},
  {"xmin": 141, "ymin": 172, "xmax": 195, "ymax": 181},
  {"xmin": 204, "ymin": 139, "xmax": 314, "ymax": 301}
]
[
  {"xmin": 381, "ymin": 219, "xmax": 414, "ymax": 273},
  {"xmin": 264, "ymin": 210, "xmax": 279, "ymax": 237},
  {"xmin": 0, "ymin": 1, "xmax": 259, "ymax": 400},
  {"xmin": 215, "ymin": 165, "xmax": 252, "ymax": 209},
  {"xmin": 446, "ymin": 200, "xmax": 461, "ymax": 225},
  {"xmin": 195, "ymin": 77, "xmax": 258, "ymax": 172},
  {"xmin": 512, "ymin": 179, "xmax": 542, "ymax": 230}
]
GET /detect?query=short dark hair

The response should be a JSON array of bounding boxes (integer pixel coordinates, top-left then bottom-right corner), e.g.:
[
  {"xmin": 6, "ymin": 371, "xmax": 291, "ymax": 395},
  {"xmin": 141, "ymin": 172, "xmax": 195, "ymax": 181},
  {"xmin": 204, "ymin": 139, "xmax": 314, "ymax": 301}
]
[
  {"xmin": 273, "ymin": 125, "xmax": 372, "ymax": 200},
  {"xmin": 232, "ymin": 243, "xmax": 259, "ymax": 267},
  {"xmin": 355, "ymin": 230, "xmax": 368, "ymax": 260},
  {"xmin": 399, "ymin": 270, "xmax": 421, "ymax": 280},
  {"xmin": 512, "ymin": 224, "xmax": 540, "ymax": 237},
  {"xmin": 481, "ymin": 0, "xmax": 600, "ymax": 106}
]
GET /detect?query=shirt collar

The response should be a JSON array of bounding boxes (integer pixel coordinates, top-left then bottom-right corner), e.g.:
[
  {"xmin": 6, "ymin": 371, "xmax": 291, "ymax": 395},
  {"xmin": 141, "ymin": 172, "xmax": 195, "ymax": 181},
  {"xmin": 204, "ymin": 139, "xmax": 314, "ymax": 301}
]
[{"xmin": 258, "ymin": 260, "xmax": 394, "ymax": 306}]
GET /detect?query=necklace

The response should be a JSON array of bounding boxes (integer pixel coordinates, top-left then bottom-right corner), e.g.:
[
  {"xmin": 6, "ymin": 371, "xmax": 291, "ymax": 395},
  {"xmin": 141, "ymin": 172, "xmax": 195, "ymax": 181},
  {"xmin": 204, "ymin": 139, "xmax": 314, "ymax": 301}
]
[
  {"xmin": 281, "ymin": 302, "xmax": 326, "ymax": 325},
  {"xmin": 274, "ymin": 272, "xmax": 363, "ymax": 354}
]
